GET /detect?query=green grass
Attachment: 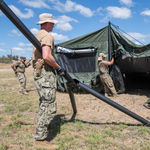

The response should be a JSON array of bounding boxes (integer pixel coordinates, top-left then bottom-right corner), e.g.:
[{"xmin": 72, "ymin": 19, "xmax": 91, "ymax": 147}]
[{"xmin": 0, "ymin": 143, "xmax": 8, "ymax": 150}]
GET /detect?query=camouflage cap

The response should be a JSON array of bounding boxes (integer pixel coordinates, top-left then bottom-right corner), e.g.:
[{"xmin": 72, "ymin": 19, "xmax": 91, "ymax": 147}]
[{"xmin": 20, "ymin": 56, "xmax": 26, "ymax": 60}]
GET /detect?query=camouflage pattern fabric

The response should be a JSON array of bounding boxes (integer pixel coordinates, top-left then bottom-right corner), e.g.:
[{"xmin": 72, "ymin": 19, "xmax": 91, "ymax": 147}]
[
  {"xmin": 100, "ymin": 73, "xmax": 117, "ymax": 96},
  {"xmin": 33, "ymin": 66, "xmax": 57, "ymax": 140},
  {"xmin": 16, "ymin": 72, "xmax": 27, "ymax": 93}
]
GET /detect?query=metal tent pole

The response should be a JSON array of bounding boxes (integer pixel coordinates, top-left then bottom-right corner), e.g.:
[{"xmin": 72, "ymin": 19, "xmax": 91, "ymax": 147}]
[{"xmin": 108, "ymin": 21, "xmax": 112, "ymax": 74}]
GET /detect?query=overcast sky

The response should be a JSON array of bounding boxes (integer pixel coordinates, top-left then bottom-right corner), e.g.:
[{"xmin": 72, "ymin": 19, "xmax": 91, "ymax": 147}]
[{"xmin": 0, "ymin": 0, "xmax": 150, "ymax": 59}]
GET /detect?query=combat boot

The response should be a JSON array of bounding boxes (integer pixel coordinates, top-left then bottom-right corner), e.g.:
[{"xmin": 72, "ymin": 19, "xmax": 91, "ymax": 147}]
[
  {"xmin": 34, "ymin": 140, "xmax": 57, "ymax": 150},
  {"xmin": 113, "ymin": 94, "xmax": 118, "ymax": 98},
  {"xmin": 23, "ymin": 91, "xmax": 28, "ymax": 95},
  {"xmin": 105, "ymin": 93, "xmax": 112, "ymax": 97}
]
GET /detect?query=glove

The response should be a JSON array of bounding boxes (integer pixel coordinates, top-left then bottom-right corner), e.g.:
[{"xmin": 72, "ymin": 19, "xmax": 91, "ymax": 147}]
[{"xmin": 56, "ymin": 66, "xmax": 65, "ymax": 76}]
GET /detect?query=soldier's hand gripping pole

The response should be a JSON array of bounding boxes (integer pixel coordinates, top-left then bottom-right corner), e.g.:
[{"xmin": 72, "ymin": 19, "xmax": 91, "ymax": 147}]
[{"xmin": 1, "ymin": 0, "xmax": 150, "ymax": 126}]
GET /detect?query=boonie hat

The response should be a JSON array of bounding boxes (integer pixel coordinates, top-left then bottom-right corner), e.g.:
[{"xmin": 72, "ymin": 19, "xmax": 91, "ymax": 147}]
[
  {"xmin": 99, "ymin": 53, "xmax": 107, "ymax": 57},
  {"xmin": 36, "ymin": 13, "xmax": 58, "ymax": 25},
  {"xmin": 20, "ymin": 56, "xmax": 26, "ymax": 60},
  {"xmin": 98, "ymin": 53, "xmax": 107, "ymax": 61}
]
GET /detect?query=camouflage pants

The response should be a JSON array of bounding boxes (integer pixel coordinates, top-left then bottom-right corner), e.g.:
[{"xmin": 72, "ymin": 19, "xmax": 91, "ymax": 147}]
[
  {"xmin": 100, "ymin": 74, "xmax": 117, "ymax": 96},
  {"xmin": 16, "ymin": 72, "xmax": 27, "ymax": 93},
  {"xmin": 33, "ymin": 66, "xmax": 57, "ymax": 140}
]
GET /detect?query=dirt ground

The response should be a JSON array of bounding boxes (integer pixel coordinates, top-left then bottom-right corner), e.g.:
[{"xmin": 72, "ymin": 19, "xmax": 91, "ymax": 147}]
[{"xmin": 1, "ymin": 63, "xmax": 150, "ymax": 126}]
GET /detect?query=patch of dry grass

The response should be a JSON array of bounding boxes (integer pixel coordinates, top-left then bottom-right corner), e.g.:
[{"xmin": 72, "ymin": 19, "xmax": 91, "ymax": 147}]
[{"xmin": 0, "ymin": 64, "xmax": 150, "ymax": 150}]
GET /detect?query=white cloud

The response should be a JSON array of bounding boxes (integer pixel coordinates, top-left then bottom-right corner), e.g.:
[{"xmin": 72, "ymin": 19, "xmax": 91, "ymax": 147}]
[
  {"xmin": 51, "ymin": 0, "xmax": 94, "ymax": 17},
  {"xmin": 119, "ymin": 0, "xmax": 133, "ymax": 7},
  {"xmin": 56, "ymin": 23, "xmax": 73, "ymax": 32},
  {"xmin": 18, "ymin": 0, "xmax": 94, "ymax": 17},
  {"xmin": 0, "ymin": 42, "xmax": 6, "ymax": 45},
  {"xmin": 56, "ymin": 15, "xmax": 78, "ymax": 32},
  {"xmin": 107, "ymin": 7, "xmax": 132, "ymax": 19},
  {"xmin": 30, "ymin": 28, "xmax": 39, "ymax": 35},
  {"xmin": 57, "ymin": 15, "xmax": 78, "ymax": 23},
  {"xmin": 11, "ymin": 47, "xmax": 32, "ymax": 55},
  {"xmin": 96, "ymin": 7, "xmax": 103, "ymax": 16},
  {"xmin": 51, "ymin": 33, "xmax": 69, "ymax": 41},
  {"xmin": 52, "ymin": 0, "xmax": 75, "ymax": 12},
  {"xmin": 18, "ymin": 43, "xmax": 26, "ymax": 46},
  {"xmin": 141, "ymin": 9, "xmax": 150, "ymax": 16},
  {"xmin": 124, "ymin": 32, "xmax": 150, "ymax": 43},
  {"xmin": 12, "ymin": 47, "xmax": 24, "ymax": 51},
  {"xmin": 100, "ymin": 18, "xmax": 108, "ymax": 22},
  {"xmin": 18, "ymin": 42, "xmax": 32, "ymax": 46},
  {"xmin": 74, "ymin": 4, "xmax": 94, "ymax": 17},
  {"xmin": 19, "ymin": 0, "xmax": 51, "ymax": 9},
  {"xmin": 8, "ymin": 29, "xmax": 22, "ymax": 37},
  {"xmin": 97, "ymin": 7, "xmax": 102, "ymax": 12},
  {"xmin": 9, "ymin": 5, "xmax": 34, "ymax": 19},
  {"xmin": 100, "ymin": 6, "xmax": 131, "ymax": 22},
  {"xmin": 0, "ymin": 49, "xmax": 6, "ymax": 52},
  {"xmin": 26, "ymin": 47, "xmax": 33, "ymax": 51}
]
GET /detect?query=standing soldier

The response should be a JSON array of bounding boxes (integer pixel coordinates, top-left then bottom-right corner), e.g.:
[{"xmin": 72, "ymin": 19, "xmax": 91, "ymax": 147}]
[
  {"xmin": 32, "ymin": 13, "xmax": 63, "ymax": 149},
  {"xmin": 97, "ymin": 53, "xmax": 117, "ymax": 97},
  {"xmin": 11, "ymin": 56, "xmax": 30, "ymax": 95}
]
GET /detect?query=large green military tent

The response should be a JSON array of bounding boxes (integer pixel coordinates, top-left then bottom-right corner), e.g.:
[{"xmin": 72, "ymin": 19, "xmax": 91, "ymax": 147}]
[{"xmin": 54, "ymin": 23, "xmax": 150, "ymax": 93}]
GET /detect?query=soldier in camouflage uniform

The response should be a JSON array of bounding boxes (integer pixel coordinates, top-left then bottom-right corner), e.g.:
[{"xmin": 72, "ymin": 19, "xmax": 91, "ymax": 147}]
[
  {"xmin": 11, "ymin": 56, "xmax": 30, "ymax": 95},
  {"xmin": 32, "ymin": 13, "xmax": 61, "ymax": 149},
  {"xmin": 97, "ymin": 53, "xmax": 117, "ymax": 97}
]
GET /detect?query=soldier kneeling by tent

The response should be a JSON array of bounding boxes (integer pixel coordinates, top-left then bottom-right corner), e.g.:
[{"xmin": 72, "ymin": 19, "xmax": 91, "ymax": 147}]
[{"xmin": 11, "ymin": 56, "xmax": 31, "ymax": 95}]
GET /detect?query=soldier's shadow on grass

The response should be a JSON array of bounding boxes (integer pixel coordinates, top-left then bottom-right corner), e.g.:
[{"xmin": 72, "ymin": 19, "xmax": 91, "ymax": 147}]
[
  {"xmin": 46, "ymin": 114, "xmax": 65, "ymax": 142},
  {"xmin": 46, "ymin": 112, "xmax": 147, "ymax": 142},
  {"xmin": 46, "ymin": 113, "xmax": 77, "ymax": 142}
]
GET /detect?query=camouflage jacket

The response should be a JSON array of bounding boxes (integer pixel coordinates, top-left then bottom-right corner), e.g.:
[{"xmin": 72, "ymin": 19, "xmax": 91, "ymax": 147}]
[{"xmin": 12, "ymin": 60, "xmax": 29, "ymax": 73}]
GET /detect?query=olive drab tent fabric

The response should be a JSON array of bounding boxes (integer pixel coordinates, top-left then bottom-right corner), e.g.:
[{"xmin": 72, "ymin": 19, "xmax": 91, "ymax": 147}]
[
  {"xmin": 54, "ymin": 25, "xmax": 150, "ymax": 93},
  {"xmin": 111, "ymin": 28, "xmax": 150, "ymax": 74},
  {"xmin": 55, "ymin": 26, "xmax": 109, "ymax": 93}
]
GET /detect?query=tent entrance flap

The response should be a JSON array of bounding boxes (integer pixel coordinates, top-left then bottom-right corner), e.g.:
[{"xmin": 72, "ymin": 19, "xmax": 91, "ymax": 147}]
[{"xmin": 57, "ymin": 47, "xmax": 96, "ymax": 73}]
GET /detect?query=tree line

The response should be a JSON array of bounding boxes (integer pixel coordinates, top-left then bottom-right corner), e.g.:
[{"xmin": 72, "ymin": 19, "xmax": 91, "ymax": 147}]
[{"xmin": 0, "ymin": 55, "xmax": 19, "ymax": 63}]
